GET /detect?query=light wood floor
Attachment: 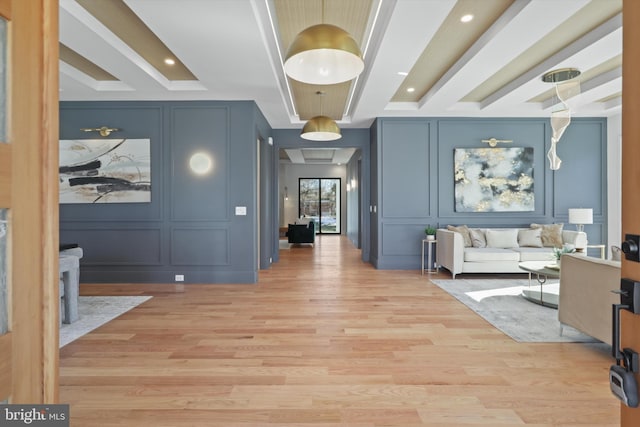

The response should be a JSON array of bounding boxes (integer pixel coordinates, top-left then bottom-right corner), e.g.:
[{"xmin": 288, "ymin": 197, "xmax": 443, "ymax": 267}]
[{"xmin": 60, "ymin": 236, "xmax": 620, "ymax": 426}]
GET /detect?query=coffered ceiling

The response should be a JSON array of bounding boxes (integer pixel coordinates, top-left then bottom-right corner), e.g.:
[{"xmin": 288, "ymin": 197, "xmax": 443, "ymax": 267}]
[{"xmin": 59, "ymin": 0, "xmax": 622, "ymax": 130}]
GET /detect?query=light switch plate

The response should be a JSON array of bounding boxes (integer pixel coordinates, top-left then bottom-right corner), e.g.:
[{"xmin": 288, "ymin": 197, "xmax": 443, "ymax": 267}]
[{"xmin": 235, "ymin": 206, "xmax": 247, "ymax": 216}]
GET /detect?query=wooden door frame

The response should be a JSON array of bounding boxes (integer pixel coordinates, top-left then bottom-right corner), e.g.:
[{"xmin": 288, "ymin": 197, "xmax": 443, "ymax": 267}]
[
  {"xmin": 621, "ymin": 0, "xmax": 640, "ymax": 424},
  {"xmin": 5, "ymin": 0, "xmax": 59, "ymax": 403}
]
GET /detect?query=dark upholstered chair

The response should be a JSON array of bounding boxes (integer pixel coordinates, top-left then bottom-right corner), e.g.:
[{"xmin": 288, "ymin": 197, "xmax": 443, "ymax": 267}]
[{"xmin": 286, "ymin": 221, "xmax": 315, "ymax": 245}]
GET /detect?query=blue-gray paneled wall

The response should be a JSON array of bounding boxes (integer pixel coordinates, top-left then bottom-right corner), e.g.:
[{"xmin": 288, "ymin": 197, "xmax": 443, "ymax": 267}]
[
  {"xmin": 60, "ymin": 101, "xmax": 272, "ymax": 284},
  {"xmin": 371, "ymin": 117, "xmax": 607, "ymax": 269}
]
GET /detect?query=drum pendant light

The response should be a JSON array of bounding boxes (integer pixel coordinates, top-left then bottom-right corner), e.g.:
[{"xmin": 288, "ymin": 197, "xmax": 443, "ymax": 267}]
[
  {"xmin": 284, "ymin": 1, "xmax": 364, "ymax": 85},
  {"xmin": 300, "ymin": 91, "xmax": 342, "ymax": 141}
]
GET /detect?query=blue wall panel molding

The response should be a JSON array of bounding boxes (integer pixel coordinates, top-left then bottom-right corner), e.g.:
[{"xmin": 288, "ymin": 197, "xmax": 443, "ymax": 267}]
[
  {"xmin": 60, "ymin": 101, "xmax": 267, "ymax": 284},
  {"xmin": 381, "ymin": 223, "xmax": 428, "ymax": 256},
  {"xmin": 381, "ymin": 120, "xmax": 430, "ymax": 219},
  {"xmin": 170, "ymin": 106, "xmax": 230, "ymax": 222},
  {"xmin": 59, "ymin": 105, "xmax": 164, "ymax": 222},
  {"xmin": 372, "ymin": 117, "xmax": 608, "ymax": 269},
  {"xmin": 171, "ymin": 228, "xmax": 229, "ymax": 266},
  {"xmin": 437, "ymin": 119, "xmax": 548, "ymax": 218},
  {"xmin": 62, "ymin": 228, "xmax": 162, "ymax": 266}
]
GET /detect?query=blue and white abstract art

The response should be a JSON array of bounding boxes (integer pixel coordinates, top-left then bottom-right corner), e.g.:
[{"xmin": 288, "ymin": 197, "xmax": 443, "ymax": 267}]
[
  {"xmin": 454, "ymin": 147, "xmax": 534, "ymax": 212},
  {"xmin": 59, "ymin": 138, "xmax": 151, "ymax": 204}
]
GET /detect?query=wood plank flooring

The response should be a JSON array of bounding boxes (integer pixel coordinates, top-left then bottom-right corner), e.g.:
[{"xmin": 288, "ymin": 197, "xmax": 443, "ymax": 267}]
[{"xmin": 60, "ymin": 236, "xmax": 620, "ymax": 426}]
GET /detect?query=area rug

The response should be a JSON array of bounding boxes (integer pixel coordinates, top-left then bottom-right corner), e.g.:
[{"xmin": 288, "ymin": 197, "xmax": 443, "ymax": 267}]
[
  {"xmin": 59, "ymin": 296, "xmax": 151, "ymax": 347},
  {"xmin": 431, "ymin": 279, "xmax": 599, "ymax": 343}
]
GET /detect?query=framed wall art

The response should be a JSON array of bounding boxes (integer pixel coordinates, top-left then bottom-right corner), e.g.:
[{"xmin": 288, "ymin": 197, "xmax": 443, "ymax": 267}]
[
  {"xmin": 59, "ymin": 138, "xmax": 151, "ymax": 204},
  {"xmin": 454, "ymin": 147, "xmax": 534, "ymax": 212}
]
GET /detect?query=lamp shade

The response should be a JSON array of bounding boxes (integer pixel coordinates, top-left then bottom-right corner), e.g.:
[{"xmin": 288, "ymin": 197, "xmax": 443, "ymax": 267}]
[
  {"xmin": 568, "ymin": 208, "xmax": 593, "ymax": 225},
  {"xmin": 284, "ymin": 24, "xmax": 364, "ymax": 85},
  {"xmin": 300, "ymin": 115, "xmax": 342, "ymax": 141}
]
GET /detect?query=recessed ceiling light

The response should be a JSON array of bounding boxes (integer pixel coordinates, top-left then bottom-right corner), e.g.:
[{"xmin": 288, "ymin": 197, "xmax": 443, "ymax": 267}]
[
  {"xmin": 164, "ymin": 58, "xmax": 176, "ymax": 65},
  {"xmin": 397, "ymin": 71, "xmax": 408, "ymax": 76},
  {"xmin": 460, "ymin": 14, "xmax": 474, "ymax": 23},
  {"xmin": 407, "ymin": 87, "xmax": 415, "ymax": 93}
]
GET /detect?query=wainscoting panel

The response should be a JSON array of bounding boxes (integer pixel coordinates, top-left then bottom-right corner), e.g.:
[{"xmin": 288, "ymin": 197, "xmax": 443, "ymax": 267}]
[
  {"xmin": 436, "ymin": 119, "xmax": 547, "ymax": 218},
  {"xmin": 58, "ymin": 105, "xmax": 164, "ymax": 222},
  {"xmin": 381, "ymin": 223, "xmax": 427, "ymax": 256},
  {"xmin": 171, "ymin": 228, "xmax": 229, "ymax": 266},
  {"xmin": 380, "ymin": 120, "xmax": 430, "ymax": 218},
  {"xmin": 170, "ymin": 106, "xmax": 229, "ymax": 222},
  {"xmin": 553, "ymin": 120, "xmax": 606, "ymax": 218},
  {"xmin": 63, "ymin": 228, "xmax": 162, "ymax": 266}
]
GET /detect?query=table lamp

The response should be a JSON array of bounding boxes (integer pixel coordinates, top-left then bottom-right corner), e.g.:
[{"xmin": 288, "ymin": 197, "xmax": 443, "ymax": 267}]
[{"xmin": 568, "ymin": 208, "xmax": 593, "ymax": 232}]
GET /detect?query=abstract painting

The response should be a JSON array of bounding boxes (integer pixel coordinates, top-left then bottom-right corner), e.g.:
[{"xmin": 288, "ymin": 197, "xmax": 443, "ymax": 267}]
[
  {"xmin": 454, "ymin": 147, "xmax": 534, "ymax": 212},
  {"xmin": 59, "ymin": 138, "xmax": 151, "ymax": 204}
]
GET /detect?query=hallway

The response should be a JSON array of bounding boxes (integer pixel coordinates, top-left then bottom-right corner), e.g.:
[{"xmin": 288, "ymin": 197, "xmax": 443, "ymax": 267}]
[{"xmin": 60, "ymin": 235, "xmax": 619, "ymax": 426}]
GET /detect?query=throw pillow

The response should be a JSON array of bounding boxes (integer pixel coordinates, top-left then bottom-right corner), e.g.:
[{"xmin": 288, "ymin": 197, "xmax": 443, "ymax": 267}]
[
  {"xmin": 530, "ymin": 223, "xmax": 564, "ymax": 247},
  {"xmin": 611, "ymin": 245, "xmax": 622, "ymax": 261},
  {"xmin": 485, "ymin": 229, "xmax": 519, "ymax": 248},
  {"xmin": 518, "ymin": 228, "xmax": 543, "ymax": 247},
  {"xmin": 447, "ymin": 225, "xmax": 472, "ymax": 247},
  {"xmin": 469, "ymin": 228, "xmax": 487, "ymax": 248}
]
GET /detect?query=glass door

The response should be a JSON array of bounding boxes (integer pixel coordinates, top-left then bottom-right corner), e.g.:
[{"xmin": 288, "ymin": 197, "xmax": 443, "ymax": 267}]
[{"xmin": 299, "ymin": 178, "xmax": 340, "ymax": 234}]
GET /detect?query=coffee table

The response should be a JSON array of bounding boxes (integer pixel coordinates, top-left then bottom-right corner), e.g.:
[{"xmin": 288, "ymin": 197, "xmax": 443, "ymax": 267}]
[{"xmin": 518, "ymin": 261, "xmax": 561, "ymax": 308}]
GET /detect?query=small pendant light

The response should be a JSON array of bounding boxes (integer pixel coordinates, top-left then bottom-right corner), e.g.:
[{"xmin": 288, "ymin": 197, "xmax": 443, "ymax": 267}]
[{"xmin": 300, "ymin": 91, "xmax": 342, "ymax": 141}]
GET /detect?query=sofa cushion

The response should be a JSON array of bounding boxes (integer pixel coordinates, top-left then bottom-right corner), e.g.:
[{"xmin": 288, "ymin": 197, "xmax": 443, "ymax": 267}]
[
  {"xmin": 518, "ymin": 228, "xmax": 543, "ymax": 247},
  {"xmin": 469, "ymin": 228, "xmax": 487, "ymax": 248},
  {"xmin": 485, "ymin": 229, "xmax": 519, "ymax": 248},
  {"xmin": 531, "ymin": 223, "xmax": 564, "ymax": 247},
  {"xmin": 447, "ymin": 224, "xmax": 472, "ymax": 247},
  {"xmin": 512, "ymin": 247, "xmax": 553, "ymax": 262},
  {"xmin": 464, "ymin": 247, "xmax": 520, "ymax": 262}
]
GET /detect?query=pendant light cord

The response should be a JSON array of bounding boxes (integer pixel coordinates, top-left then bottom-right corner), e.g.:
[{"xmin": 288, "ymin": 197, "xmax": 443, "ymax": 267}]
[{"xmin": 317, "ymin": 90, "xmax": 325, "ymax": 116}]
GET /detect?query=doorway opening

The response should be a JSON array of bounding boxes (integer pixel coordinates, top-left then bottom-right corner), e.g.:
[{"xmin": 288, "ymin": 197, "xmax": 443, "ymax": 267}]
[{"xmin": 299, "ymin": 178, "xmax": 341, "ymax": 234}]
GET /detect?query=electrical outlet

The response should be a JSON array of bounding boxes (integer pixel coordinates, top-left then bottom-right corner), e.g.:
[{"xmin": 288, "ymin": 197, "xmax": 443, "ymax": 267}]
[{"xmin": 175, "ymin": 274, "xmax": 184, "ymax": 282}]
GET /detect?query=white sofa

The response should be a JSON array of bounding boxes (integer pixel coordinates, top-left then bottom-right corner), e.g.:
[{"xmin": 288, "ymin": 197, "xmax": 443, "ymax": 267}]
[{"xmin": 436, "ymin": 226, "xmax": 587, "ymax": 278}]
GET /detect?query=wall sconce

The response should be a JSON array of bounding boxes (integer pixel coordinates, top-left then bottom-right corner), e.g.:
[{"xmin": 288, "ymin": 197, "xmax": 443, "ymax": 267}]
[
  {"xmin": 189, "ymin": 152, "xmax": 212, "ymax": 175},
  {"xmin": 80, "ymin": 126, "xmax": 119, "ymax": 137},
  {"xmin": 481, "ymin": 138, "xmax": 513, "ymax": 147},
  {"xmin": 284, "ymin": 186, "xmax": 289, "ymax": 201}
]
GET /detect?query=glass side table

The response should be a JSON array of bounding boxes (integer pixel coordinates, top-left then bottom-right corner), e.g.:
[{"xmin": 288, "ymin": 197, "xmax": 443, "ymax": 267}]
[{"xmin": 421, "ymin": 239, "xmax": 438, "ymax": 275}]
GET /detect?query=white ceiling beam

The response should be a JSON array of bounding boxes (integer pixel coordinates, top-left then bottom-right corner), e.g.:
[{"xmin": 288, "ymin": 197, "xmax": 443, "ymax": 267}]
[
  {"xmin": 416, "ymin": 0, "xmax": 590, "ymax": 113},
  {"xmin": 480, "ymin": 13, "xmax": 622, "ymax": 110},
  {"xmin": 351, "ymin": 0, "xmax": 457, "ymax": 126}
]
